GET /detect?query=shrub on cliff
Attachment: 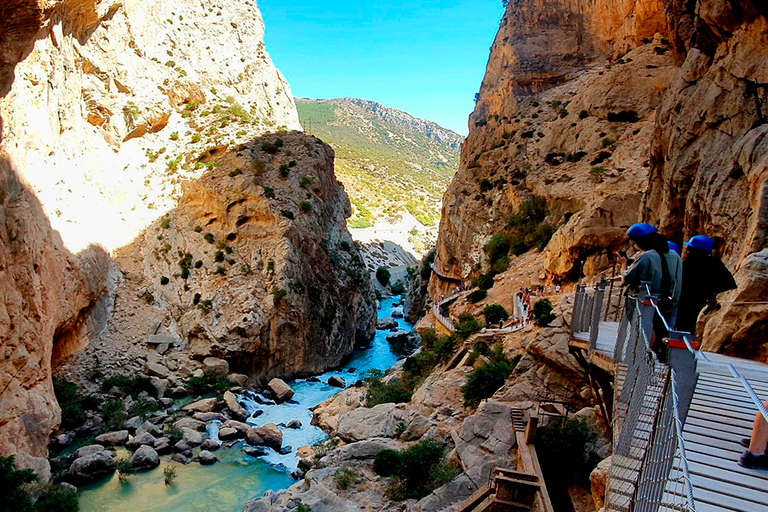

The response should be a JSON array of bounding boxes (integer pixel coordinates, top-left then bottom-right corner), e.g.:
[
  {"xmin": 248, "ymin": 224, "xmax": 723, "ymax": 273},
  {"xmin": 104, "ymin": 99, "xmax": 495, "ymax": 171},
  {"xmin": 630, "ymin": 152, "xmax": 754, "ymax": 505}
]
[
  {"xmin": 483, "ymin": 304, "xmax": 509, "ymax": 325},
  {"xmin": 53, "ymin": 378, "xmax": 99, "ymax": 430},
  {"xmin": 101, "ymin": 375, "xmax": 158, "ymax": 398},
  {"xmin": 473, "ymin": 273, "xmax": 494, "ymax": 290},
  {"xmin": 455, "ymin": 313, "xmax": 482, "ymax": 340},
  {"xmin": 365, "ymin": 376, "xmax": 412, "ymax": 407},
  {"xmin": 390, "ymin": 281, "xmax": 406, "ymax": 295},
  {"xmin": 186, "ymin": 375, "xmax": 230, "ymax": 395},
  {"xmin": 467, "ymin": 289, "xmax": 487, "ymax": 303},
  {"xmin": 533, "ymin": 299, "xmax": 556, "ymax": 326},
  {"xmin": 0, "ymin": 456, "xmax": 78, "ymax": 512},
  {"xmin": 461, "ymin": 348, "xmax": 519, "ymax": 408},
  {"xmin": 373, "ymin": 439, "xmax": 459, "ymax": 500},
  {"xmin": 376, "ymin": 267, "xmax": 391, "ymax": 286}
]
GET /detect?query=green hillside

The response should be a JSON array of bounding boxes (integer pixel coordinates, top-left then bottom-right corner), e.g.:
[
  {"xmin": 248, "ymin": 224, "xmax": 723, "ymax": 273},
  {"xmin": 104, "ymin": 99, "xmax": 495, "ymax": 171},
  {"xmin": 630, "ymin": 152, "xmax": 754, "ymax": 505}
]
[{"xmin": 296, "ymin": 98, "xmax": 463, "ymax": 228}]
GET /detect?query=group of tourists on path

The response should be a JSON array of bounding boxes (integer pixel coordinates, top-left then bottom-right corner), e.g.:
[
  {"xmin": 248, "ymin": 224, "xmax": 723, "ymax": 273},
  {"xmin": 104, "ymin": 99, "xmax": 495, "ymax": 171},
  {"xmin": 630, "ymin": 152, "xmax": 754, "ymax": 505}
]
[{"xmin": 616, "ymin": 223, "xmax": 768, "ymax": 471}]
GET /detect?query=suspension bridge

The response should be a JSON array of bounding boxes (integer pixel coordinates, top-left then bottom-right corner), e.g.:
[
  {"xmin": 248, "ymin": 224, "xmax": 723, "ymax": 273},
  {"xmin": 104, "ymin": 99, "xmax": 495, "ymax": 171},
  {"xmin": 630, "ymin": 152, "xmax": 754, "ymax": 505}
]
[{"xmin": 570, "ymin": 280, "xmax": 768, "ymax": 512}]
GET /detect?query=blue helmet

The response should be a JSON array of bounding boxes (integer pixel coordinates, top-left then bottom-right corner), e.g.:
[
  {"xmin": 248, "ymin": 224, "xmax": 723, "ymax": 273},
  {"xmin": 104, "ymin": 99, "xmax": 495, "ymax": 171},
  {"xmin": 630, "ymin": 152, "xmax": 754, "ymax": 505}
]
[
  {"xmin": 684, "ymin": 235, "xmax": 714, "ymax": 254},
  {"xmin": 627, "ymin": 222, "xmax": 658, "ymax": 239},
  {"xmin": 668, "ymin": 241, "xmax": 681, "ymax": 255}
]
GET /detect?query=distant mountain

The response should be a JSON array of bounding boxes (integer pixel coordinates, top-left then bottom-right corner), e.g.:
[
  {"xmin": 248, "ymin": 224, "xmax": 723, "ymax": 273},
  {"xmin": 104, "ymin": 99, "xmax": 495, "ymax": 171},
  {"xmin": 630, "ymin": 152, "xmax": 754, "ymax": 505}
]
[{"xmin": 296, "ymin": 98, "xmax": 463, "ymax": 229}]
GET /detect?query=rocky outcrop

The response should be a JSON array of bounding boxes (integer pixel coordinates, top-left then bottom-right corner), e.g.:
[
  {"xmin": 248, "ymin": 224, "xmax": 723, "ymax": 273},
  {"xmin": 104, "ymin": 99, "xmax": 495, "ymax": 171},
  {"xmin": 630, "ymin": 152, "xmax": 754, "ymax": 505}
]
[
  {"xmin": 0, "ymin": 158, "xmax": 111, "ymax": 477},
  {"xmin": 116, "ymin": 132, "xmax": 376, "ymax": 379},
  {"xmin": 436, "ymin": 10, "xmax": 676, "ymax": 286},
  {"xmin": 643, "ymin": 0, "xmax": 768, "ymax": 353},
  {"xmin": 1, "ymin": 0, "xmax": 301, "ymax": 253}
]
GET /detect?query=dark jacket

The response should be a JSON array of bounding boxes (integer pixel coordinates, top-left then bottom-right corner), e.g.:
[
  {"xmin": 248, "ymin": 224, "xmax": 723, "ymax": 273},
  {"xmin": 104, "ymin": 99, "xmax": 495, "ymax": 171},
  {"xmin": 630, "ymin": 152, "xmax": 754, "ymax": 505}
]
[{"xmin": 675, "ymin": 253, "xmax": 736, "ymax": 333}]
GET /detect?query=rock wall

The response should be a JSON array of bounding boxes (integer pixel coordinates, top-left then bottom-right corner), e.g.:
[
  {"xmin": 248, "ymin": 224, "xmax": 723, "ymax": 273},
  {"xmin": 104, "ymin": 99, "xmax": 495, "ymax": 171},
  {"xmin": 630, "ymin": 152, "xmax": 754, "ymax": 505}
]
[
  {"xmin": 117, "ymin": 132, "xmax": 376, "ymax": 379},
  {"xmin": 644, "ymin": 0, "xmax": 768, "ymax": 354},
  {"xmin": 1, "ymin": 0, "xmax": 300, "ymax": 253},
  {"xmin": 436, "ymin": 0, "xmax": 673, "ymax": 284},
  {"xmin": 0, "ymin": 156, "xmax": 110, "ymax": 477},
  {"xmin": 435, "ymin": 0, "xmax": 767, "ymax": 354}
]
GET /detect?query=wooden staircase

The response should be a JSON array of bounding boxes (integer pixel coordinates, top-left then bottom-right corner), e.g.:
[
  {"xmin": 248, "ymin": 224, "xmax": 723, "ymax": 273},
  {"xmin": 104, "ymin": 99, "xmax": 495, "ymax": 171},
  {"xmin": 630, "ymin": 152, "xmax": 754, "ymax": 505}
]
[{"xmin": 458, "ymin": 468, "xmax": 542, "ymax": 512}]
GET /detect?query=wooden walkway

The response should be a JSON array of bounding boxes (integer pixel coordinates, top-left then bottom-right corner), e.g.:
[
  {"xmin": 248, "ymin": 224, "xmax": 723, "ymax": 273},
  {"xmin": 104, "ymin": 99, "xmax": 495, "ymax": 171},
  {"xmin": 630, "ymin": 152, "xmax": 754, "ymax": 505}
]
[
  {"xmin": 660, "ymin": 352, "xmax": 768, "ymax": 512},
  {"xmin": 571, "ymin": 321, "xmax": 621, "ymax": 373}
]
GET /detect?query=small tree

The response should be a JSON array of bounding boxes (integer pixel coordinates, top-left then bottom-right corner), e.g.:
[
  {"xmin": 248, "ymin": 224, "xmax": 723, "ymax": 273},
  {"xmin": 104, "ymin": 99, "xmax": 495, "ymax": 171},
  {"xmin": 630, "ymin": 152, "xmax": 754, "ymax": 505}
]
[
  {"xmin": 483, "ymin": 304, "xmax": 509, "ymax": 325},
  {"xmin": 376, "ymin": 267, "xmax": 391, "ymax": 286},
  {"xmin": 456, "ymin": 313, "xmax": 482, "ymax": 340},
  {"xmin": 533, "ymin": 299, "xmax": 556, "ymax": 326},
  {"xmin": 473, "ymin": 274, "xmax": 495, "ymax": 290}
]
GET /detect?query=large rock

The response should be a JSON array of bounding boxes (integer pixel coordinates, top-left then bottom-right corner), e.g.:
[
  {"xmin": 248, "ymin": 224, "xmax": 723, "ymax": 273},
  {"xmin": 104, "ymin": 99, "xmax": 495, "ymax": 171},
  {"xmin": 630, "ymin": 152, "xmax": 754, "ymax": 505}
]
[
  {"xmin": 220, "ymin": 420, "xmax": 251, "ymax": 438},
  {"xmin": 182, "ymin": 428, "xmax": 204, "ymax": 447},
  {"xmin": 145, "ymin": 361, "xmax": 169, "ymax": 379},
  {"xmin": 336, "ymin": 403, "xmax": 409, "ymax": 443},
  {"xmin": 95, "ymin": 431, "xmax": 129, "ymax": 446},
  {"xmin": 377, "ymin": 317, "xmax": 399, "ymax": 330},
  {"xmin": 591, "ymin": 456, "xmax": 612, "ymax": 510},
  {"xmin": 267, "ymin": 378, "xmax": 295, "ymax": 403},
  {"xmin": 68, "ymin": 451, "xmax": 116, "ymax": 483},
  {"xmin": 327, "ymin": 376, "xmax": 346, "ymax": 388},
  {"xmin": 223, "ymin": 391, "xmax": 248, "ymax": 420},
  {"xmin": 202, "ymin": 357, "xmax": 229, "ymax": 376},
  {"xmin": 175, "ymin": 417, "xmax": 207, "ymax": 431},
  {"xmin": 218, "ymin": 427, "xmax": 241, "ymax": 440},
  {"xmin": 126, "ymin": 432, "xmax": 157, "ymax": 449},
  {"xmin": 75, "ymin": 445, "xmax": 105, "ymax": 459},
  {"xmin": 456, "ymin": 400, "xmax": 518, "ymax": 487},
  {"xmin": 129, "ymin": 445, "xmax": 160, "ymax": 470},
  {"xmin": 183, "ymin": 398, "xmax": 218, "ymax": 413},
  {"xmin": 198, "ymin": 450, "xmax": 218, "ymax": 465},
  {"xmin": 136, "ymin": 421, "xmax": 162, "ymax": 437},
  {"xmin": 246, "ymin": 423, "xmax": 282, "ymax": 451}
]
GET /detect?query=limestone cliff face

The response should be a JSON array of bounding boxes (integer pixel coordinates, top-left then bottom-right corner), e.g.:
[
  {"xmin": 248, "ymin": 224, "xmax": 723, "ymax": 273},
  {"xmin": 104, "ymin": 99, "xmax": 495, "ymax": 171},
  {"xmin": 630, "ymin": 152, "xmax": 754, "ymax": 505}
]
[
  {"xmin": 1, "ymin": 0, "xmax": 300, "ymax": 253},
  {"xmin": 436, "ymin": 0, "xmax": 768, "ymax": 357},
  {"xmin": 118, "ymin": 132, "xmax": 376, "ymax": 379},
  {"xmin": 644, "ymin": 0, "xmax": 768, "ymax": 356},
  {"xmin": 437, "ymin": 0, "xmax": 672, "ymax": 285},
  {"xmin": 0, "ymin": 157, "xmax": 111, "ymax": 477}
]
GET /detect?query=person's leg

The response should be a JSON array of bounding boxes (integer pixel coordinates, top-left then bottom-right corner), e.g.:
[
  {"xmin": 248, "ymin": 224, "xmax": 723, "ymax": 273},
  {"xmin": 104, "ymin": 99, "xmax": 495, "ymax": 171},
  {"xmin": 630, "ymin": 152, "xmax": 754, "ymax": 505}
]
[{"xmin": 749, "ymin": 401, "xmax": 768, "ymax": 454}]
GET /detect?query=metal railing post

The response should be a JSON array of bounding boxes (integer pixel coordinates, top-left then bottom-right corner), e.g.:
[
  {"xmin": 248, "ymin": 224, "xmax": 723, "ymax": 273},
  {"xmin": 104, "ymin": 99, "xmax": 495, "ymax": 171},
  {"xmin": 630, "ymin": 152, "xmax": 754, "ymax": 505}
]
[{"xmin": 589, "ymin": 281, "xmax": 606, "ymax": 350}]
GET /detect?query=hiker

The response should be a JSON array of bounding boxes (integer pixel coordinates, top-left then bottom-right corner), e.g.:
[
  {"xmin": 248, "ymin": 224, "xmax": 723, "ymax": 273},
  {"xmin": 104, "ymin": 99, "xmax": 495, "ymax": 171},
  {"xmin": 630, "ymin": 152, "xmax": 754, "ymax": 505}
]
[
  {"xmin": 617, "ymin": 223, "xmax": 683, "ymax": 341},
  {"xmin": 675, "ymin": 235, "xmax": 737, "ymax": 334},
  {"xmin": 739, "ymin": 401, "xmax": 768, "ymax": 470},
  {"xmin": 668, "ymin": 241, "xmax": 681, "ymax": 256}
]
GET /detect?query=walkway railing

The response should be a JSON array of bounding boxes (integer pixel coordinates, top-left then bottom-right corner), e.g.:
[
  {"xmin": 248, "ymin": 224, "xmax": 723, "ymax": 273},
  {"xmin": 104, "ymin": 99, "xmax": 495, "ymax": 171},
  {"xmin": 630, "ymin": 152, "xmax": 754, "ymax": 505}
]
[{"xmin": 604, "ymin": 286, "xmax": 698, "ymax": 512}]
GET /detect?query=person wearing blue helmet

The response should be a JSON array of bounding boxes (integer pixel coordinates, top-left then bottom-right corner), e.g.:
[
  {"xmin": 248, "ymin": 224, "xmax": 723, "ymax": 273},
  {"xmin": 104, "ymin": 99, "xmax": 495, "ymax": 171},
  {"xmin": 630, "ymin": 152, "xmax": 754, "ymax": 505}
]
[
  {"xmin": 668, "ymin": 241, "xmax": 681, "ymax": 255},
  {"xmin": 617, "ymin": 222, "xmax": 683, "ymax": 339},
  {"xmin": 675, "ymin": 235, "xmax": 736, "ymax": 333}
]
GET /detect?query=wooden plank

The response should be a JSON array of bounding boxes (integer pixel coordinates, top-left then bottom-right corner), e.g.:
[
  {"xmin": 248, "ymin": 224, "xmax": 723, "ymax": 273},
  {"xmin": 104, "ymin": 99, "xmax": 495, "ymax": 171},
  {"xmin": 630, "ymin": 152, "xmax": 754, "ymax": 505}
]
[
  {"xmin": 684, "ymin": 416, "xmax": 753, "ymax": 441},
  {"xmin": 688, "ymin": 399, "xmax": 761, "ymax": 422},
  {"xmin": 697, "ymin": 375, "xmax": 768, "ymax": 395},
  {"xmin": 664, "ymin": 483, "xmax": 765, "ymax": 512},
  {"xmin": 684, "ymin": 432, "xmax": 749, "ymax": 457},
  {"xmin": 684, "ymin": 449, "xmax": 768, "ymax": 480},
  {"xmin": 673, "ymin": 460, "xmax": 768, "ymax": 494},
  {"xmin": 686, "ymin": 409, "xmax": 755, "ymax": 431}
]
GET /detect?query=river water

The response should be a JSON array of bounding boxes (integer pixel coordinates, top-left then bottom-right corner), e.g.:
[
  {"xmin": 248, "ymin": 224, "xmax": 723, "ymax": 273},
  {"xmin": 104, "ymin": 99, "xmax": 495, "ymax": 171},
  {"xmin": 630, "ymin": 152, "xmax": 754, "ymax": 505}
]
[{"xmin": 78, "ymin": 296, "xmax": 411, "ymax": 512}]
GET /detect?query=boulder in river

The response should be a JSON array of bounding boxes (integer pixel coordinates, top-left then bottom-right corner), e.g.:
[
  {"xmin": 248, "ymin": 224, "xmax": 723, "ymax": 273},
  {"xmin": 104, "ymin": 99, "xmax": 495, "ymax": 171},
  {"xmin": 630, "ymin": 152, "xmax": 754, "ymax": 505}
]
[
  {"xmin": 129, "ymin": 445, "xmax": 160, "ymax": 470},
  {"xmin": 246, "ymin": 423, "xmax": 282, "ymax": 451},
  {"xmin": 183, "ymin": 397, "xmax": 218, "ymax": 413},
  {"xmin": 75, "ymin": 445, "xmax": 105, "ymax": 459},
  {"xmin": 228, "ymin": 373, "xmax": 249, "ymax": 386},
  {"xmin": 171, "ymin": 453, "xmax": 190, "ymax": 465},
  {"xmin": 267, "ymin": 378, "xmax": 295, "ymax": 403},
  {"xmin": 95, "ymin": 430, "xmax": 129, "ymax": 446},
  {"xmin": 286, "ymin": 420, "xmax": 302, "ymax": 429},
  {"xmin": 182, "ymin": 427, "xmax": 204, "ymax": 447},
  {"xmin": 175, "ymin": 417, "xmax": 207, "ymax": 431},
  {"xmin": 126, "ymin": 432, "xmax": 157, "ymax": 449},
  {"xmin": 68, "ymin": 451, "xmax": 115, "ymax": 483},
  {"xmin": 223, "ymin": 391, "xmax": 248, "ymax": 420},
  {"xmin": 201, "ymin": 439, "xmax": 221, "ymax": 451},
  {"xmin": 328, "ymin": 376, "xmax": 346, "ymax": 388},
  {"xmin": 377, "ymin": 317, "xmax": 398, "ymax": 330},
  {"xmin": 198, "ymin": 450, "xmax": 218, "ymax": 465},
  {"xmin": 243, "ymin": 446, "xmax": 267, "ymax": 457}
]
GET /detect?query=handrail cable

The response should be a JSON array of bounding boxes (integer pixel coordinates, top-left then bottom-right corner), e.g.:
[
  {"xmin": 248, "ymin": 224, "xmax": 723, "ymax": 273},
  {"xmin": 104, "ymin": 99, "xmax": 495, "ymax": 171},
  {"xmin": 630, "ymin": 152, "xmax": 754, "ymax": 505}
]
[{"xmin": 670, "ymin": 368, "xmax": 698, "ymax": 512}]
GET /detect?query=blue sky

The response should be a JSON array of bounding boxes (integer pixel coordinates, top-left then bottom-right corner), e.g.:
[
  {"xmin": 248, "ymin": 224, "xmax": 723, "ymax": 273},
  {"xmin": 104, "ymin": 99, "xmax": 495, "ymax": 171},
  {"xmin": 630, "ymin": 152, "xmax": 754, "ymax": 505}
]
[{"xmin": 256, "ymin": 1, "xmax": 505, "ymax": 135}]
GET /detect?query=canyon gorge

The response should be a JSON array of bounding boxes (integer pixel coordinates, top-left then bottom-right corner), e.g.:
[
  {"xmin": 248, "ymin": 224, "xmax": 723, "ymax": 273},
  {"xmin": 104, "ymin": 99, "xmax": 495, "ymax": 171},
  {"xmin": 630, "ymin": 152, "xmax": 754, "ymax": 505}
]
[{"xmin": 0, "ymin": 0, "xmax": 766, "ymax": 511}]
